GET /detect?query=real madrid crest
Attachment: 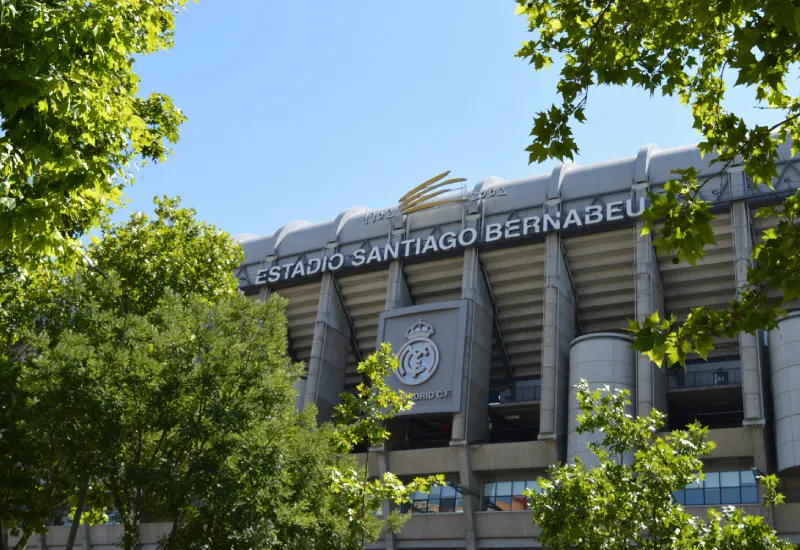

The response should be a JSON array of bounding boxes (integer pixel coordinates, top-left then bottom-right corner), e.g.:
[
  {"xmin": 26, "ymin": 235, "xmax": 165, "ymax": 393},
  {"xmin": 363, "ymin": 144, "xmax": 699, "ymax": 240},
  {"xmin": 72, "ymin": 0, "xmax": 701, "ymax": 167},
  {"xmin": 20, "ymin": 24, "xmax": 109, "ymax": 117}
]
[{"xmin": 396, "ymin": 319, "xmax": 440, "ymax": 386}]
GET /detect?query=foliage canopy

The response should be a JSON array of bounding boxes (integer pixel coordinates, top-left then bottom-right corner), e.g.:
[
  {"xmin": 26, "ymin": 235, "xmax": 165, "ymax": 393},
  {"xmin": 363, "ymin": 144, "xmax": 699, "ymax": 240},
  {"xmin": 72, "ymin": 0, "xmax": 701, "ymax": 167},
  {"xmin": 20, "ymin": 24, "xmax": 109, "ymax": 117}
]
[
  {"xmin": 515, "ymin": 0, "xmax": 800, "ymax": 366},
  {"xmin": 0, "ymin": 0, "xmax": 189, "ymax": 266},
  {"xmin": 528, "ymin": 381, "xmax": 793, "ymax": 549}
]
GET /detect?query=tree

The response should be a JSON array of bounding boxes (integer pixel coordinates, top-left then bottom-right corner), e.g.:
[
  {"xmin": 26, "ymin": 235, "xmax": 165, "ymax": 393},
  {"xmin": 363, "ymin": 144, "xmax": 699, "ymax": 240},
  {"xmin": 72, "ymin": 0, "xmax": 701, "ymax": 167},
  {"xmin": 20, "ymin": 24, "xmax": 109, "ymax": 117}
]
[
  {"xmin": 331, "ymin": 343, "xmax": 445, "ymax": 548},
  {"xmin": 514, "ymin": 0, "xmax": 800, "ymax": 365},
  {"xmin": 3, "ymin": 196, "xmax": 441, "ymax": 550},
  {"xmin": 165, "ymin": 343, "xmax": 443, "ymax": 550},
  {"xmin": 23, "ymin": 287, "xmax": 306, "ymax": 550},
  {"xmin": 0, "ymin": 1, "xmax": 189, "ymax": 267},
  {"xmin": 0, "ymin": 197, "xmax": 243, "ymax": 549},
  {"xmin": 528, "ymin": 381, "xmax": 794, "ymax": 549}
]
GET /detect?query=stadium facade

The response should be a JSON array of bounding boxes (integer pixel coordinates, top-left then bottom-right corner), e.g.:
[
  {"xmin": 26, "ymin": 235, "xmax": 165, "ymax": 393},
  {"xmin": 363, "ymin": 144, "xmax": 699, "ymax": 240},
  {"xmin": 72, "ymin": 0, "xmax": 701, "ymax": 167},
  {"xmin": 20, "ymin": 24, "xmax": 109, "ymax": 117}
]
[{"xmin": 235, "ymin": 142, "xmax": 800, "ymax": 548}]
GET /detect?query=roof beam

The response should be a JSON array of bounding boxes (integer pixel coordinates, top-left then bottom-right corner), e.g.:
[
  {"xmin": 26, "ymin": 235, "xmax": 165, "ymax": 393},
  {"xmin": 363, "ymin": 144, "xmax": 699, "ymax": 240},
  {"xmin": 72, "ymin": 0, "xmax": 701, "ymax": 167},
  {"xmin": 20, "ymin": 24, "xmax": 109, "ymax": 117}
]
[
  {"xmin": 332, "ymin": 276, "xmax": 363, "ymax": 364},
  {"xmin": 479, "ymin": 259, "xmax": 515, "ymax": 388}
]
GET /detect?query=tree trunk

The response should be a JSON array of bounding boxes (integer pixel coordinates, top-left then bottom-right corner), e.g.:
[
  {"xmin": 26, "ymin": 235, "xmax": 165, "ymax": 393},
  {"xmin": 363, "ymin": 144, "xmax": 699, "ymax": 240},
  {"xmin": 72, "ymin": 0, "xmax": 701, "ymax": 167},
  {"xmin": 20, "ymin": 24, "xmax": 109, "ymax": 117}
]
[
  {"xmin": 165, "ymin": 511, "xmax": 180, "ymax": 550},
  {"xmin": 1, "ymin": 522, "xmax": 9, "ymax": 550},
  {"xmin": 11, "ymin": 531, "xmax": 32, "ymax": 550},
  {"xmin": 65, "ymin": 477, "xmax": 90, "ymax": 550}
]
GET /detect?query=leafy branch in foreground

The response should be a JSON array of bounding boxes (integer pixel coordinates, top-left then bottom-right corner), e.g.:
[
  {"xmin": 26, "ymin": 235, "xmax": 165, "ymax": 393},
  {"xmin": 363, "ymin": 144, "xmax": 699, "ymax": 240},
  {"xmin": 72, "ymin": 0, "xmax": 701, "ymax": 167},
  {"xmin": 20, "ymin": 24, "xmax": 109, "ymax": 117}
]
[
  {"xmin": 528, "ymin": 381, "xmax": 792, "ymax": 549},
  {"xmin": 332, "ymin": 343, "xmax": 444, "ymax": 547},
  {"xmin": 0, "ymin": 0, "xmax": 191, "ymax": 268},
  {"xmin": 515, "ymin": 0, "xmax": 800, "ymax": 365}
]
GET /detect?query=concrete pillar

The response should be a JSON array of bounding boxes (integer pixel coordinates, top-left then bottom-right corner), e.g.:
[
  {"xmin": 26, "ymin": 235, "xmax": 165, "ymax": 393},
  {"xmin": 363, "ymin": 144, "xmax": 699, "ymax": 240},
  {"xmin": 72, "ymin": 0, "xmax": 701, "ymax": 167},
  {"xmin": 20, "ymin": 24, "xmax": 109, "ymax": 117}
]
[
  {"xmin": 568, "ymin": 333, "xmax": 636, "ymax": 466},
  {"xmin": 369, "ymin": 446, "xmax": 396, "ymax": 550},
  {"xmin": 376, "ymin": 263, "xmax": 411, "ymax": 550},
  {"xmin": 453, "ymin": 441, "xmax": 480, "ymax": 550},
  {"xmin": 539, "ymin": 229, "xmax": 578, "ymax": 457},
  {"xmin": 302, "ymin": 272, "xmax": 352, "ymax": 420},
  {"xmin": 451, "ymin": 247, "xmax": 493, "ymax": 444},
  {"xmin": 385, "ymin": 260, "xmax": 412, "ymax": 311},
  {"xmin": 634, "ymin": 217, "xmax": 667, "ymax": 417},
  {"xmin": 769, "ymin": 312, "xmax": 800, "ymax": 473},
  {"xmin": 259, "ymin": 284, "xmax": 308, "ymax": 410},
  {"xmin": 731, "ymin": 199, "xmax": 766, "ymax": 425}
]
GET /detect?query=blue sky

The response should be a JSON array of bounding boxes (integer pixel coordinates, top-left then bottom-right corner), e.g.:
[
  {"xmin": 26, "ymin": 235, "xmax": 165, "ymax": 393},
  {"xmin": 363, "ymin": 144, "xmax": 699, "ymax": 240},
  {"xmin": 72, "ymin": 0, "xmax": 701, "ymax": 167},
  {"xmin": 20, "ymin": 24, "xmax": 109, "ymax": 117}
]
[{"xmin": 125, "ymin": 1, "xmax": 786, "ymax": 238}]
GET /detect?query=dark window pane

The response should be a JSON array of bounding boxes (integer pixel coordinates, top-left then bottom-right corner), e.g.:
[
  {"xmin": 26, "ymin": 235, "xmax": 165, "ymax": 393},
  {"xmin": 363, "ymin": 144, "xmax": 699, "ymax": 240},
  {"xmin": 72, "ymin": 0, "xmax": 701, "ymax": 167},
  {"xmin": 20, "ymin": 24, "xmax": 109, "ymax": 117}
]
[
  {"xmin": 685, "ymin": 489, "xmax": 704, "ymax": 505},
  {"xmin": 705, "ymin": 489, "xmax": 721, "ymax": 505},
  {"xmin": 400, "ymin": 502, "xmax": 411, "ymax": 514},
  {"xmin": 721, "ymin": 487, "xmax": 741, "ymax": 504},
  {"xmin": 413, "ymin": 500, "xmax": 428, "ymax": 513},
  {"xmin": 740, "ymin": 470, "xmax": 757, "ymax": 486},
  {"xmin": 512, "ymin": 481, "xmax": 526, "ymax": 496},
  {"xmin": 704, "ymin": 472, "xmax": 720, "ymax": 488},
  {"xmin": 483, "ymin": 483, "xmax": 495, "ymax": 497},
  {"xmin": 455, "ymin": 498, "xmax": 463, "ymax": 513},
  {"xmin": 429, "ymin": 485, "xmax": 442, "ymax": 498},
  {"xmin": 440, "ymin": 498, "xmax": 455, "ymax": 513},
  {"xmin": 673, "ymin": 491, "xmax": 685, "ymax": 505},
  {"xmin": 741, "ymin": 486, "xmax": 758, "ymax": 504},
  {"xmin": 427, "ymin": 499, "xmax": 440, "ymax": 513},
  {"xmin": 482, "ymin": 497, "xmax": 496, "ymax": 511},
  {"xmin": 441, "ymin": 485, "xmax": 456, "ymax": 498}
]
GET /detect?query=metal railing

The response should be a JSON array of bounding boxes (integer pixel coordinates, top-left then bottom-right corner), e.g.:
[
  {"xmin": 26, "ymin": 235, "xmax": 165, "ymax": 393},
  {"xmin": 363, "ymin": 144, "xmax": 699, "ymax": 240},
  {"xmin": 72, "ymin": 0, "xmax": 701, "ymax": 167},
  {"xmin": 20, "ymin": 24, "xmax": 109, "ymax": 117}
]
[
  {"xmin": 489, "ymin": 383, "xmax": 542, "ymax": 404},
  {"xmin": 668, "ymin": 367, "xmax": 741, "ymax": 389}
]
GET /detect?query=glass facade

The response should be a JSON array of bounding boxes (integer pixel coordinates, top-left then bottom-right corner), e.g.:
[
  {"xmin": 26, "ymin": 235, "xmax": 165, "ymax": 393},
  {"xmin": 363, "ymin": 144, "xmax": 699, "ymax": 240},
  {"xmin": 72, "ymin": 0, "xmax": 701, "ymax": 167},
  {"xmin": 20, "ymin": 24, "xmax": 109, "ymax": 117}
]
[
  {"xmin": 401, "ymin": 484, "xmax": 463, "ymax": 514},
  {"xmin": 672, "ymin": 470, "xmax": 758, "ymax": 506},
  {"xmin": 482, "ymin": 480, "xmax": 541, "ymax": 511}
]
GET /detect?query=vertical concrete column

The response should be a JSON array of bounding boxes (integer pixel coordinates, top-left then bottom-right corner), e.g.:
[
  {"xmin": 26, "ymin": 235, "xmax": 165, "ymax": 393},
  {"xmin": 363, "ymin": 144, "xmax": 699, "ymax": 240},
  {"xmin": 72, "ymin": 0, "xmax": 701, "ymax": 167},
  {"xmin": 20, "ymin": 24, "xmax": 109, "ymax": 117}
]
[
  {"xmin": 385, "ymin": 260, "xmax": 412, "ymax": 311},
  {"xmin": 258, "ymin": 285, "xmax": 271, "ymax": 302},
  {"xmin": 302, "ymin": 272, "xmax": 352, "ymax": 420},
  {"xmin": 568, "ymin": 333, "xmax": 636, "ymax": 466},
  {"xmin": 634, "ymin": 217, "xmax": 667, "ymax": 417},
  {"xmin": 731, "ymin": 199, "xmax": 766, "ymax": 425},
  {"xmin": 378, "ymin": 261, "xmax": 410, "ymax": 549},
  {"xmin": 451, "ymin": 247, "xmax": 493, "ymax": 444},
  {"xmin": 370, "ymin": 446, "xmax": 397, "ymax": 550},
  {"xmin": 539, "ymin": 228, "xmax": 578, "ymax": 455},
  {"xmin": 769, "ymin": 312, "xmax": 800, "ymax": 473},
  {"xmin": 453, "ymin": 441, "xmax": 480, "ymax": 550}
]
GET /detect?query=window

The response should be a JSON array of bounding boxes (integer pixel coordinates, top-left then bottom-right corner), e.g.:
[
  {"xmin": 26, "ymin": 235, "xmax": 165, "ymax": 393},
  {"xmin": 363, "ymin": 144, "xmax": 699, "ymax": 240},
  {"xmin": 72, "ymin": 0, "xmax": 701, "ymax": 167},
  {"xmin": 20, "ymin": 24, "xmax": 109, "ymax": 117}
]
[
  {"xmin": 400, "ymin": 484, "xmax": 463, "ymax": 514},
  {"xmin": 672, "ymin": 470, "xmax": 758, "ymax": 506},
  {"xmin": 482, "ymin": 480, "xmax": 541, "ymax": 511}
]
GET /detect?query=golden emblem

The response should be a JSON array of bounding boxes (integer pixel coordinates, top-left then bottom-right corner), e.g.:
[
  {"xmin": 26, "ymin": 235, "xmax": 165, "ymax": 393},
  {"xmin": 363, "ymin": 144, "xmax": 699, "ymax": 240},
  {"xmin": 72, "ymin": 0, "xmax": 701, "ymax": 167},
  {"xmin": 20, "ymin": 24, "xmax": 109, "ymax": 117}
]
[{"xmin": 398, "ymin": 171, "xmax": 467, "ymax": 215}]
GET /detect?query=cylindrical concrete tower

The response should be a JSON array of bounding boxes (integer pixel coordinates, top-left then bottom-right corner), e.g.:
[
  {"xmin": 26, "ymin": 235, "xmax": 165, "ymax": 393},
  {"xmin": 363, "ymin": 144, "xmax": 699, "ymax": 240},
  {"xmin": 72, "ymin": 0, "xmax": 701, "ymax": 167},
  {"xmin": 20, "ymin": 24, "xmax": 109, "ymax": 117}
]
[
  {"xmin": 567, "ymin": 333, "xmax": 636, "ymax": 466},
  {"xmin": 769, "ymin": 312, "xmax": 800, "ymax": 474}
]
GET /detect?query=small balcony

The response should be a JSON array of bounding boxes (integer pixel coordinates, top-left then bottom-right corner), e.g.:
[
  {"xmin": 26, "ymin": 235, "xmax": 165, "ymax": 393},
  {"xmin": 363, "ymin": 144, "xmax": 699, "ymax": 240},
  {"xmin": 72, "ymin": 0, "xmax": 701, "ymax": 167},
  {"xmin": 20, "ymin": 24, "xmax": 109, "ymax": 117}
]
[
  {"xmin": 667, "ymin": 364, "xmax": 742, "ymax": 390},
  {"xmin": 666, "ymin": 358, "xmax": 744, "ymax": 430},
  {"xmin": 667, "ymin": 359, "xmax": 742, "ymax": 390},
  {"xmin": 488, "ymin": 378, "xmax": 541, "ymax": 443}
]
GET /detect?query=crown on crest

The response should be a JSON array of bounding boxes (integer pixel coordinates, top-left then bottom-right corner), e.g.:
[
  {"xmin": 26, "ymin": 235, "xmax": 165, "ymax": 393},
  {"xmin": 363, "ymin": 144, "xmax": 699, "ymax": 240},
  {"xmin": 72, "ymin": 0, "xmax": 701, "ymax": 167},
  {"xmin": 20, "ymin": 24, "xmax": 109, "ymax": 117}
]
[{"xmin": 405, "ymin": 319, "xmax": 434, "ymax": 340}]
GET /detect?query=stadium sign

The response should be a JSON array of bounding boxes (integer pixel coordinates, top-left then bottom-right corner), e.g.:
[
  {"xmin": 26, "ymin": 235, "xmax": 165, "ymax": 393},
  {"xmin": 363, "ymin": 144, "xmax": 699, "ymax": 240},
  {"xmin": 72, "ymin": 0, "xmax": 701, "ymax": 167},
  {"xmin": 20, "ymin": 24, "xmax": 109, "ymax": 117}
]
[
  {"xmin": 257, "ymin": 197, "xmax": 645, "ymax": 285},
  {"xmin": 378, "ymin": 302, "xmax": 467, "ymax": 415}
]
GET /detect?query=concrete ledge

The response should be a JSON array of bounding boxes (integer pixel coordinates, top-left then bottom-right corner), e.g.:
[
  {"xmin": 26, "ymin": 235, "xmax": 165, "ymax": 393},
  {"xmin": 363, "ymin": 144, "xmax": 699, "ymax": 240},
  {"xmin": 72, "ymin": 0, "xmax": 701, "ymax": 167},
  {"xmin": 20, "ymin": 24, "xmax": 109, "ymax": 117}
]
[
  {"xmin": 706, "ymin": 427, "xmax": 753, "ymax": 459},
  {"xmin": 11, "ymin": 523, "xmax": 172, "ymax": 550},
  {"xmin": 387, "ymin": 446, "xmax": 461, "ymax": 476},
  {"xmin": 471, "ymin": 440, "xmax": 556, "ymax": 472},
  {"xmin": 395, "ymin": 513, "xmax": 467, "ymax": 541},
  {"xmin": 355, "ymin": 450, "xmax": 381, "ymax": 477},
  {"xmin": 474, "ymin": 510, "xmax": 540, "ymax": 539}
]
